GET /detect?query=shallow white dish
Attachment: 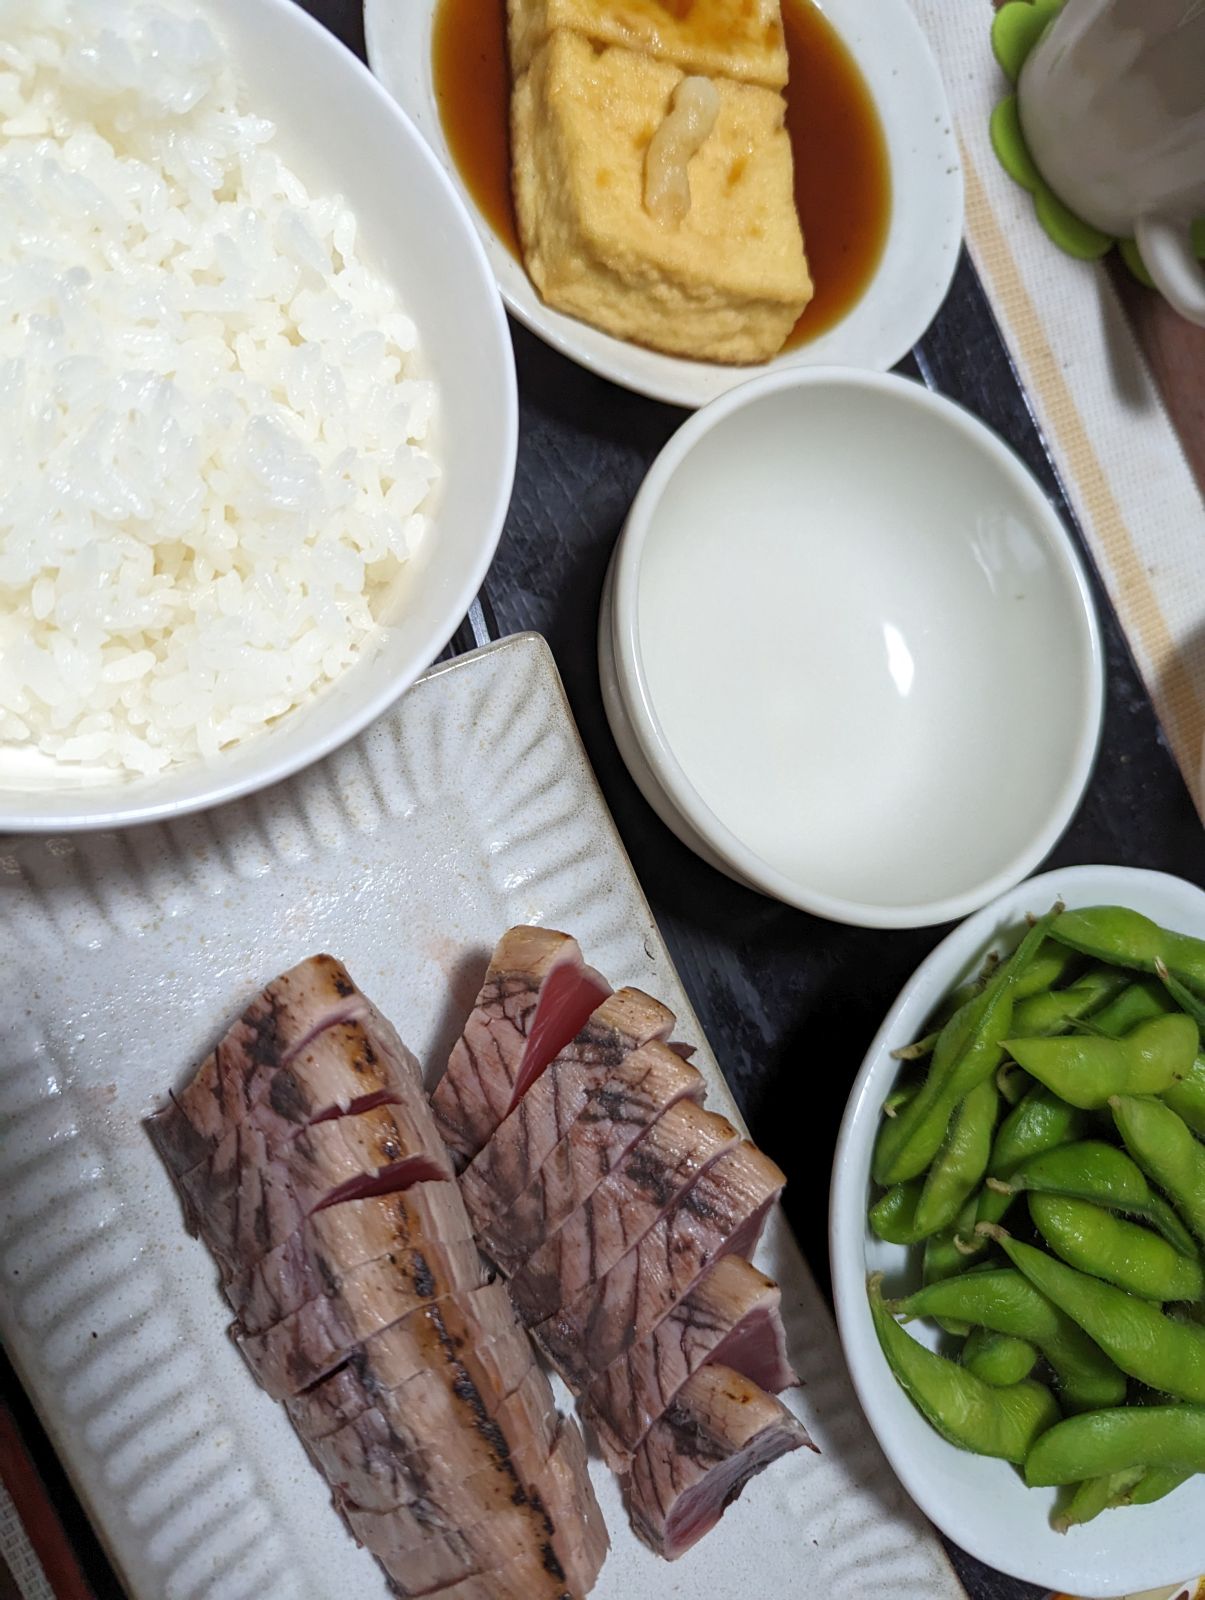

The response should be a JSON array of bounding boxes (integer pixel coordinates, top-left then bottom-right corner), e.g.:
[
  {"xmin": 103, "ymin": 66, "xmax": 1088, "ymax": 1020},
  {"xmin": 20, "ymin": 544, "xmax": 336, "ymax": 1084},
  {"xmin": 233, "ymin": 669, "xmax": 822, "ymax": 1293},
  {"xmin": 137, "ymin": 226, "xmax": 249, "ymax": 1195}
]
[
  {"xmin": 363, "ymin": 0, "xmax": 963, "ymax": 408},
  {"xmin": 0, "ymin": 635, "xmax": 966, "ymax": 1600},
  {"xmin": 830, "ymin": 863, "xmax": 1205, "ymax": 1597},
  {"xmin": 0, "ymin": 0, "xmax": 516, "ymax": 835},
  {"xmin": 599, "ymin": 367, "xmax": 1104, "ymax": 929}
]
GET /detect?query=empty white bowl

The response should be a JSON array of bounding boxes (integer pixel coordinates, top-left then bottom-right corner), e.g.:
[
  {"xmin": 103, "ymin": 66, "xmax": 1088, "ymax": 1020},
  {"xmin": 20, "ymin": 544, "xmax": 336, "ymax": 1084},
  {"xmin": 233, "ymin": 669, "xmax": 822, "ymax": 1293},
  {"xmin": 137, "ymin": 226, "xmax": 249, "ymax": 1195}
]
[
  {"xmin": 830, "ymin": 863, "xmax": 1205, "ymax": 1595},
  {"xmin": 0, "ymin": 0, "xmax": 516, "ymax": 834},
  {"xmin": 599, "ymin": 369, "xmax": 1104, "ymax": 928}
]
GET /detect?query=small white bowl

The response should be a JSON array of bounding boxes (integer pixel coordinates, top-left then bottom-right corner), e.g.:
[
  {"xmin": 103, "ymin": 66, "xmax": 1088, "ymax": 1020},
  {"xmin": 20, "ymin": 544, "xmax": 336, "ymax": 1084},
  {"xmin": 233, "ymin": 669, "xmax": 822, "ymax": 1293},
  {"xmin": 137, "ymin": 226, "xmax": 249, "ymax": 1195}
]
[
  {"xmin": 598, "ymin": 368, "xmax": 1104, "ymax": 929},
  {"xmin": 0, "ymin": 0, "xmax": 516, "ymax": 834},
  {"xmin": 830, "ymin": 863, "xmax": 1205, "ymax": 1596},
  {"xmin": 364, "ymin": 0, "xmax": 963, "ymax": 408}
]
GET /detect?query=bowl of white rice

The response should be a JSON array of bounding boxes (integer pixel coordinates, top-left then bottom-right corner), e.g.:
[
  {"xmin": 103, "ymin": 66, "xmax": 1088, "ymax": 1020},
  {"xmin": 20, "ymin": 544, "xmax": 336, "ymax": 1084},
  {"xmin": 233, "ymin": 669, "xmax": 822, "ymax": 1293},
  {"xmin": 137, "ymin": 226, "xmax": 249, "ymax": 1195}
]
[{"xmin": 0, "ymin": 0, "xmax": 517, "ymax": 831}]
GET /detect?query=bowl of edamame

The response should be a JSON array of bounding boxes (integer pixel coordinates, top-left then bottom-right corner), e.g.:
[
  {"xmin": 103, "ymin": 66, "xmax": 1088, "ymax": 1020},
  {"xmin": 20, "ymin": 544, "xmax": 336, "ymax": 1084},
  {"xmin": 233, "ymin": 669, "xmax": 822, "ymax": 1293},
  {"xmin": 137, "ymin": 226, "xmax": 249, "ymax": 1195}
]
[{"xmin": 831, "ymin": 862, "xmax": 1205, "ymax": 1595}]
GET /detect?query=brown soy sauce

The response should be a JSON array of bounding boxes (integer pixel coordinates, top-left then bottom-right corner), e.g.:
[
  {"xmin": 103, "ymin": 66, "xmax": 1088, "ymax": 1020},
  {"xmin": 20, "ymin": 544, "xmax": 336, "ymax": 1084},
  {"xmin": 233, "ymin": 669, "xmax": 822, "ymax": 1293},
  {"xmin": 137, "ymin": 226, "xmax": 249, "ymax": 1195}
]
[
  {"xmin": 431, "ymin": 0, "xmax": 891, "ymax": 351},
  {"xmin": 781, "ymin": 0, "xmax": 891, "ymax": 346},
  {"xmin": 432, "ymin": 0, "xmax": 519, "ymax": 257}
]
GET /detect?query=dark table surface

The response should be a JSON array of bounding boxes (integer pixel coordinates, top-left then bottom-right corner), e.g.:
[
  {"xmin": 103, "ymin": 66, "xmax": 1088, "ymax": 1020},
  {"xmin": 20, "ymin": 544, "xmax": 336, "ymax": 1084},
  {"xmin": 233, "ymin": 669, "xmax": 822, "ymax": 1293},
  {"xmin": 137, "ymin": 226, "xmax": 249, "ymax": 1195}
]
[{"xmin": 5, "ymin": 4, "xmax": 1204, "ymax": 1598}]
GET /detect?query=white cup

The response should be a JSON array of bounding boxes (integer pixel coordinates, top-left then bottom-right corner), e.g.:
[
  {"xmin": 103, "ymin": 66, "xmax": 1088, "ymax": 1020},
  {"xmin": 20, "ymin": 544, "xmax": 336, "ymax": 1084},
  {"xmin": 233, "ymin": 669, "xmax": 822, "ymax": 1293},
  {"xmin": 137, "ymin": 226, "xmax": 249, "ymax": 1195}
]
[{"xmin": 1018, "ymin": 0, "xmax": 1205, "ymax": 324}]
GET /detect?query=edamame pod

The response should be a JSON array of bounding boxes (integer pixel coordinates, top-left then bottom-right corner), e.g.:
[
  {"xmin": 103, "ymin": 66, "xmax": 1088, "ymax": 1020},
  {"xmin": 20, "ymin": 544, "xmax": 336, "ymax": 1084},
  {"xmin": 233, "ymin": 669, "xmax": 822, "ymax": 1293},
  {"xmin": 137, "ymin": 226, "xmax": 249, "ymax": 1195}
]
[
  {"xmin": 913, "ymin": 1077, "xmax": 999, "ymax": 1237},
  {"xmin": 1088, "ymin": 979, "xmax": 1173, "ymax": 1038},
  {"xmin": 962, "ymin": 1327, "xmax": 1039, "ymax": 1387},
  {"xmin": 1111, "ymin": 1094, "xmax": 1205, "ymax": 1249},
  {"xmin": 1025, "ymin": 1405, "xmax": 1205, "ymax": 1487},
  {"xmin": 1051, "ymin": 906, "xmax": 1205, "ymax": 992},
  {"xmin": 1009, "ymin": 967, "xmax": 1129, "ymax": 1039},
  {"xmin": 1029, "ymin": 1193, "xmax": 1205, "ymax": 1303},
  {"xmin": 923, "ymin": 1198, "xmax": 980, "ymax": 1283},
  {"xmin": 869, "ymin": 1179, "xmax": 927, "ymax": 1246},
  {"xmin": 882, "ymin": 1084, "xmax": 920, "ymax": 1118},
  {"xmin": 1125, "ymin": 1464, "xmax": 1195, "ymax": 1507},
  {"xmin": 875, "ymin": 915, "xmax": 1058, "ymax": 1187},
  {"xmin": 1054, "ymin": 1462, "xmax": 1194, "ymax": 1527},
  {"xmin": 987, "ymin": 1231, "xmax": 1205, "ymax": 1404},
  {"xmin": 868, "ymin": 1275, "xmax": 1060, "ymax": 1463},
  {"xmin": 989, "ymin": 1139, "xmax": 1198, "ymax": 1257},
  {"xmin": 923, "ymin": 1198, "xmax": 980, "ymax": 1335},
  {"xmin": 1092, "ymin": 977, "xmax": 1205, "ymax": 1135},
  {"xmin": 1003, "ymin": 1014, "xmax": 1199, "ymax": 1109},
  {"xmin": 1054, "ymin": 1469, "xmax": 1145, "ymax": 1532},
  {"xmin": 1155, "ymin": 959, "xmax": 1205, "ymax": 1029},
  {"xmin": 913, "ymin": 947, "xmax": 1084, "ymax": 1059},
  {"xmin": 892, "ymin": 1267, "xmax": 1126, "ymax": 1412},
  {"xmin": 1013, "ymin": 942, "xmax": 1080, "ymax": 1000},
  {"xmin": 1164, "ymin": 1055, "xmax": 1205, "ymax": 1139},
  {"xmin": 975, "ymin": 1087, "xmax": 1088, "ymax": 1232}
]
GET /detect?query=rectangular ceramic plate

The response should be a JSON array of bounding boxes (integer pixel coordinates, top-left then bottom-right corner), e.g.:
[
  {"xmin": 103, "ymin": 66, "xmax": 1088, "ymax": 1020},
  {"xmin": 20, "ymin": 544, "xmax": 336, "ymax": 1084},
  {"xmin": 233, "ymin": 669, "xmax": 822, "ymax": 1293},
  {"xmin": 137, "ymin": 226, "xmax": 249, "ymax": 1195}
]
[{"xmin": 0, "ymin": 635, "xmax": 965, "ymax": 1600}]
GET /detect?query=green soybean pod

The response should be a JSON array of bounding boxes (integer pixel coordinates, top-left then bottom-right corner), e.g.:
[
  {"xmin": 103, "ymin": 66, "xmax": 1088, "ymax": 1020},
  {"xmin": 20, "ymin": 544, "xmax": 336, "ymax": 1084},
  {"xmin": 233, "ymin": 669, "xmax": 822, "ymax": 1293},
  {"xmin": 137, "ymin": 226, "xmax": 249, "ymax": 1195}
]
[
  {"xmin": 923, "ymin": 1197, "xmax": 981, "ymax": 1336},
  {"xmin": 892, "ymin": 957, "xmax": 1009, "ymax": 1062},
  {"xmin": 882, "ymin": 1084, "xmax": 920, "ymax": 1118},
  {"xmin": 1051, "ymin": 906, "xmax": 1205, "ymax": 992},
  {"xmin": 913, "ymin": 1077, "xmax": 999, "ymax": 1238},
  {"xmin": 993, "ymin": 1138, "xmax": 1146, "ymax": 1207},
  {"xmin": 1009, "ymin": 966, "xmax": 1129, "ymax": 1039},
  {"xmin": 1013, "ymin": 941, "xmax": 1081, "ymax": 1000},
  {"xmin": 1125, "ymin": 1464, "xmax": 1196, "ymax": 1507},
  {"xmin": 993, "ymin": 1138, "xmax": 1198, "ymax": 1257},
  {"xmin": 923, "ymin": 1198, "xmax": 980, "ymax": 1282},
  {"xmin": 975, "ymin": 1087, "xmax": 1088, "ymax": 1232},
  {"xmin": 987, "ymin": 1231, "xmax": 1205, "ymax": 1403},
  {"xmin": 1025, "ymin": 1406, "xmax": 1205, "ymax": 1487},
  {"xmin": 1004, "ymin": 1014, "xmax": 1199, "ymax": 1109},
  {"xmin": 1089, "ymin": 978, "xmax": 1174, "ymax": 1037},
  {"xmin": 962, "ymin": 1327, "xmax": 1039, "ymax": 1387},
  {"xmin": 1155, "ymin": 959, "xmax": 1205, "ymax": 1029},
  {"xmin": 1029, "ymin": 1193, "xmax": 1205, "ymax": 1302},
  {"xmin": 1164, "ymin": 1056, "xmax": 1205, "ymax": 1139},
  {"xmin": 869, "ymin": 1179, "xmax": 927, "ymax": 1246},
  {"xmin": 874, "ymin": 914, "xmax": 1058, "ymax": 1187},
  {"xmin": 1091, "ymin": 976, "xmax": 1205, "ymax": 1136},
  {"xmin": 892, "ymin": 1268, "xmax": 1126, "ymax": 1412},
  {"xmin": 867, "ymin": 1275, "xmax": 1060, "ymax": 1463},
  {"xmin": 1111, "ymin": 1094, "xmax": 1205, "ymax": 1248},
  {"xmin": 1054, "ymin": 1469, "xmax": 1145, "ymax": 1532}
]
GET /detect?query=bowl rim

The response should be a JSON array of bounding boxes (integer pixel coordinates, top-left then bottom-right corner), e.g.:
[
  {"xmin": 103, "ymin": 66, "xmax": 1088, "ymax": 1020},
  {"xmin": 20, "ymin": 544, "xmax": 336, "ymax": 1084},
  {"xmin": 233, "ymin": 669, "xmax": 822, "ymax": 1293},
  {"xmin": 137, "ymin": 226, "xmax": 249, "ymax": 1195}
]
[
  {"xmin": 608, "ymin": 365, "xmax": 1106, "ymax": 929},
  {"xmin": 829, "ymin": 862, "xmax": 1205, "ymax": 1593},
  {"xmin": 0, "ymin": 0, "xmax": 518, "ymax": 835}
]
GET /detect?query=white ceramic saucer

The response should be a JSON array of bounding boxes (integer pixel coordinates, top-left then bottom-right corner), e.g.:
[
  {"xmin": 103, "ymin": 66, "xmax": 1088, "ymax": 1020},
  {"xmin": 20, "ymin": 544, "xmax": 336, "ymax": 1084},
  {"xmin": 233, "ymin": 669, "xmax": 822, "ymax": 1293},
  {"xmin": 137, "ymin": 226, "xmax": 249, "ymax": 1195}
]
[{"xmin": 362, "ymin": 0, "xmax": 964, "ymax": 408}]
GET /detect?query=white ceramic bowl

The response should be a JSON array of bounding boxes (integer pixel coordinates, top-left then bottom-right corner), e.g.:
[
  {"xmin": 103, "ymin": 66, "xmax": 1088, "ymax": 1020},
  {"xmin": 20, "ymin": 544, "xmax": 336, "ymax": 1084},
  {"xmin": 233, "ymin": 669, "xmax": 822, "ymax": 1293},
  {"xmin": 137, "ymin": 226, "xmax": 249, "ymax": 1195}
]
[
  {"xmin": 831, "ymin": 863, "xmax": 1205, "ymax": 1596},
  {"xmin": 599, "ymin": 368, "xmax": 1104, "ymax": 929},
  {"xmin": 363, "ymin": 0, "xmax": 963, "ymax": 408},
  {"xmin": 0, "ymin": 0, "xmax": 516, "ymax": 834}
]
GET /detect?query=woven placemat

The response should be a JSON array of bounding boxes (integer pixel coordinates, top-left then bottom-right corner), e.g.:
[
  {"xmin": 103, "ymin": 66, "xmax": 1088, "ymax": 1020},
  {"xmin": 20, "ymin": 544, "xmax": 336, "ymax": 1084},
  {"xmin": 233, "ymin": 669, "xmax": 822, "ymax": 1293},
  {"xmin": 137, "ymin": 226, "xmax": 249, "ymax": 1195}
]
[{"xmin": 911, "ymin": 0, "xmax": 1205, "ymax": 818}]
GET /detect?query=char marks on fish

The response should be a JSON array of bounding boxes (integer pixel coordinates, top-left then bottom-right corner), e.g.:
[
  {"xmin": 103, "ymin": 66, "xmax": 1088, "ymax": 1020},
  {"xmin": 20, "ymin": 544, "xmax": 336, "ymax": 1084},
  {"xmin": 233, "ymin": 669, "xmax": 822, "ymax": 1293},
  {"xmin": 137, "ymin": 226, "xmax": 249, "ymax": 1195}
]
[
  {"xmin": 479, "ymin": 1038, "xmax": 705, "ymax": 1277},
  {"xmin": 459, "ymin": 986, "xmax": 679, "ymax": 1238},
  {"xmin": 581, "ymin": 1254, "xmax": 797, "ymax": 1470},
  {"xmin": 151, "ymin": 955, "xmax": 605, "ymax": 1596},
  {"xmin": 535, "ymin": 1137, "xmax": 785, "ymax": 1387},
  {"xmin": 626, "ymin": 1364, "xmax": 815, "ymax": 1560},
  {"xmin": 507, "ymin": 1100, "xmax": 742, "ymax": 1326},
  {"xmin": 431, "ymin": 927, "xmax": 611, "ymax": 1168}
]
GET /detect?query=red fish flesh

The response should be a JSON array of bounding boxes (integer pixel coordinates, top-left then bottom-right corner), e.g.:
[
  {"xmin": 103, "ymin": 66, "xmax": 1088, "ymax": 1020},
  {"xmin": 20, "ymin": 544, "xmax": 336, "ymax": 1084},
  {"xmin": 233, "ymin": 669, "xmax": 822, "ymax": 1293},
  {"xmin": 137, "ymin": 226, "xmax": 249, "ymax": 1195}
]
[
  {"xmin": 431, "ymin": 928, "xmax": 610, "ymax": 1168},
  {"xmin": 625, "ymin": 1364, "xmax": 815, "ymax": 1559}
]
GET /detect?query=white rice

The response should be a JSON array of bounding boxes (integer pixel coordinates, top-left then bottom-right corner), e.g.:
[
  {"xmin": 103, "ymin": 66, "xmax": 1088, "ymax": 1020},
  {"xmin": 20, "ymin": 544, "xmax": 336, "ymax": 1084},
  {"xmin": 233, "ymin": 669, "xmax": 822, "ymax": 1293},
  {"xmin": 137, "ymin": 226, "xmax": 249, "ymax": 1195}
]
[{"xmin": 0, "ymin": 0, "xmax": 438, "ymax": 777}]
